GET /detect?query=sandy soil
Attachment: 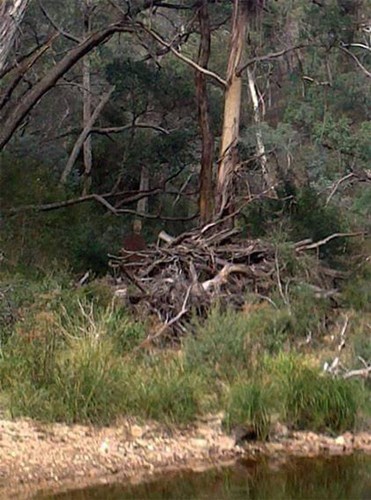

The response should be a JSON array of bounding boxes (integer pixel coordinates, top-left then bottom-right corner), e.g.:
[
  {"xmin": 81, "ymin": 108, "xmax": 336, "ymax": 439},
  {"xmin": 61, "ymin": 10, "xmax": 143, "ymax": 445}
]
[{"xmin": 0, "ymin": 416, "xmax": 370, "ymax": 499}]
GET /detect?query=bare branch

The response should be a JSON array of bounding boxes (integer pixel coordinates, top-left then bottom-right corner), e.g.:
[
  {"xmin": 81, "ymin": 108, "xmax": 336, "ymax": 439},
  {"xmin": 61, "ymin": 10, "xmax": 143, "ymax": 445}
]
[
  {"xmin": 342, "ymin": 42, "xmax": 371, "ymax": 53},
  {"xmin": 4, "ymin": 191, "xmax": 199, "ymax": 221},
  {"xmin": 138, "ymin": 23, "xmax": 227, "ymax": 87},
  {"xmin": 237, "ymin": 44, "xmax": 307, "ymax": 76},
  {"xmin": 343, "ymin": 366, "xmax": 371, "ymax": 379},
  {"xmin": 60, "ymin": 87, "xmax": 115, "ymax": 184},
  {"xmin": 0, "ymin": 22, "xmax": 131, "ymax": 151},
  {"xmin": 295, "ymin": 232, "xmax": 366, "ymax": 252},
  {"xmin": 115, "ymin": 209, "xmax": 198, "ymax": 221},
  {"xmin": 339, "ymin": 45, "xmax": 371, "ymax": 78},
  {"xmin": 0, "ymin": 35, "xmax": 55, "ymax": 110},
  {"xmin": 38, "ymin": 0, "xmax": 81, "ymax": 43},
  {"xmin": 325, "ymin": 173, "xmax": 355, "ymax": 206},
  {"xmin": 91, "ymin": 123, "xmax": 170, "ymax": 136}
]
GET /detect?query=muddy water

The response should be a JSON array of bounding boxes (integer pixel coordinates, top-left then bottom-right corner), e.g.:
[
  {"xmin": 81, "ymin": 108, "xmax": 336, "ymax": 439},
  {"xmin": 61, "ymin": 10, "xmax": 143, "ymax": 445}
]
[{"xmin": 44, "ymin": 455, "xmax": 371, "ymax": 500}]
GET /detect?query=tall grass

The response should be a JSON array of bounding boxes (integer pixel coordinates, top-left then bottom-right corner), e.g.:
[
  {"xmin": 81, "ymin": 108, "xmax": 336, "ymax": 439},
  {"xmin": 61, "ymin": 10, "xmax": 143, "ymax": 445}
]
[
  {"xmin": 225, "ymin": 380, "xmax": 272, "ymax": 440},
  {"xmin": 267, "ymin": 354, "xmax": 362, "ymax": 433},
  {"xmin": 0, "ymin": 272, "xmax": 368, "ymax": 433}
]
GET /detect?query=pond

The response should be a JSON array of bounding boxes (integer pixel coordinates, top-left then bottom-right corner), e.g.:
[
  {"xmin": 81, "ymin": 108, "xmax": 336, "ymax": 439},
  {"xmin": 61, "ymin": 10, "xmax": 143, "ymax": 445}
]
[{"xmin": 42, "ymin": 455, "xmax": 371, "ymax": 500}]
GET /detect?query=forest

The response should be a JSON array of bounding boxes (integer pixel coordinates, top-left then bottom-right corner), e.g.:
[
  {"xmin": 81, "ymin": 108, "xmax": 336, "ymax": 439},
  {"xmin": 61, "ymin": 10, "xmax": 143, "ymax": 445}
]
[{"xmin": 0, "ymin": 0, "xmax": 370, "ymax": 437}]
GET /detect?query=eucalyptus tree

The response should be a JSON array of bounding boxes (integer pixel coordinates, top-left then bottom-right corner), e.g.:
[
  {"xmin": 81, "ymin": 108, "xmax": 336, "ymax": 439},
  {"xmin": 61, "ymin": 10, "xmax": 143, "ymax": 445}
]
[{"xmin": 0, "ymin": 0, "xmax": 30, "ymax": 73}]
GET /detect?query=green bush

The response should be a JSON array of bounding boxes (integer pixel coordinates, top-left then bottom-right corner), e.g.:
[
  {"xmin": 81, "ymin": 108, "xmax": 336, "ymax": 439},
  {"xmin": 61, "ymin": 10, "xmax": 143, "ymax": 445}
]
[
  {"xmin": 185, "ymin": 305, "xmax": 291, "ymax": 381},
  {"xmin": 240, "ymin": 186, "xmax": 347, "ymax": 261}
]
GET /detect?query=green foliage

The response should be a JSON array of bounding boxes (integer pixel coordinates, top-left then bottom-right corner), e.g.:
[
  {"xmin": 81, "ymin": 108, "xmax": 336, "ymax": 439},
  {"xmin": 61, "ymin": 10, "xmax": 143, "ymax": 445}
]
[
  {"xmin": 128, "ymin": 359, "xmax": 204, "ymax": 424},
  {"xmin": 268, "ymin": 354, "xmax": 360, "ymax": 433},
  {"xmin": 225, "ymin": 381, "xmax": 272, "ymax": 440},
  {"xmin": 7, "ymin": 336, "xmax": 126, "ymax": 424},
  {"xmin": 342, "ymin": 260, "xmax": 371, "ymax": 312},
  {"xmin": 0, "ymin": 271, "xmax": 368, "ymax": 433},
  {"xmin": 184, "ymin": 305, "xmax": 292, "ymax": 381},
  {"xmin": 241, "ymin": 186, "xmax": 346, "ymax": 261}
]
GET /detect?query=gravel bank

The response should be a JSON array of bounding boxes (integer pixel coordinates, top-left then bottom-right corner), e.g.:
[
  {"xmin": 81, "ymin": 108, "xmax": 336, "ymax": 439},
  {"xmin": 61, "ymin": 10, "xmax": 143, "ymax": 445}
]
[{"xmin": 0, "ymin": 416, "xmax": 370, "ymax": 499}]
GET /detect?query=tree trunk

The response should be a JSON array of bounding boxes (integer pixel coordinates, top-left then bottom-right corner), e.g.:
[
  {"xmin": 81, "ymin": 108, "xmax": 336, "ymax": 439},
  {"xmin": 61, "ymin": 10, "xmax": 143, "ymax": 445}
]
[
  {"xmin": 247, "ymin": 67, "xmax": 276, "ymax": 192},
  {"xmin": 217, "ymin": 0, "xmax": 249, "ymax": 216},
  {"xmin": 82, "ymin": 0, "xmax": 93, "ymax": 195},
  {"xmin": 134, "ymin": 165, "xmax": 149, "ymax": 233},
  {"xmin": 0, "ymin": 0, "xmax": 29, "ymax": 74},
  {"xmin": 196, "ymin": 0, "xmax": 214, "ymax": 225}
]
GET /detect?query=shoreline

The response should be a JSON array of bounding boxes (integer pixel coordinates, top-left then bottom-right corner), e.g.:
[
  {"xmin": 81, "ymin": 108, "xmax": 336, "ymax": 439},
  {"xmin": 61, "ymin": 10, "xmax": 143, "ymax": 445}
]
[{"xmin": 0, "ymin": 417, "xmax": 370, "ymax": 499}]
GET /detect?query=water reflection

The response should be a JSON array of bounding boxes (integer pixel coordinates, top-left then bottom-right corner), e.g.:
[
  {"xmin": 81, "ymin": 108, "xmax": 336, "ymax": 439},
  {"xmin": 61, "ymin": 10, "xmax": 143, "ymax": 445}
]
[{"xmin": 42, "ymin": 455, "xmax": 371, "ymax": 500}]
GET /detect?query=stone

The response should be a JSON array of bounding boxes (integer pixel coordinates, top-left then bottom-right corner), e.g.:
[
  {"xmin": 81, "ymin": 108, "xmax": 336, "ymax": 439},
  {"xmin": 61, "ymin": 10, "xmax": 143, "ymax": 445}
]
[
  {"xmin": 99, "ymin": 440, "xmax": 109, "ymax": 454},
  {"xmin": 190, "ymin": 438, "xmax": 209, "ymax": 449},
  {"xmin": 130, "ymin": 425, "xmax": 143, "ymax": 439},
  {"xmin": 335, "ymin": 436, "xmax": 346, "ymax": 446}
]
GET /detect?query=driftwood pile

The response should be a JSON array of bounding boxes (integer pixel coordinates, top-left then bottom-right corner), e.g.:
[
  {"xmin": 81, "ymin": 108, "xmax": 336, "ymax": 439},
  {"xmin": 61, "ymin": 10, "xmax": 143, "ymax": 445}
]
[
  {"xmin": 109, "ymin": 222, "xmax": 280, "ymax": 343},
  {"xmin": 107, "ymin": 225, "xmax": 364, "ymax": 345}
]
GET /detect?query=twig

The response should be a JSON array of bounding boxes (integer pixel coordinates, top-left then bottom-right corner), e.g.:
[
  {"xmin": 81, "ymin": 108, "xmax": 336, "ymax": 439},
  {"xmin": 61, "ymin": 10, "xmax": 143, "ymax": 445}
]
[
  {"xmin": 138, "ymin": 285, "xmax": 192, "ymax": 348},
  {"xmin": 138, "ymin": 23, "xmax": 227, "ymax": 87},
  {"xmin": 339, "ymin": 46, "xmax": 371, "ymax": 78},
  {"xmin": 325, "ymin": 173, "xmax": 355, "ymax": 206},
  {"xmin": 295, "ymin": 232, "xmax": 366, "ymax": 252},
  {"xmin": 237, "ymin": 44, "xmax": 308, "ymax": 76},
  {"xmin": 38, "ymin": 0, "xmax": 81, "ymax": 43},
  {"xmin": 343, "ymin": 366, "xmax": 371, "ymax": 379}
]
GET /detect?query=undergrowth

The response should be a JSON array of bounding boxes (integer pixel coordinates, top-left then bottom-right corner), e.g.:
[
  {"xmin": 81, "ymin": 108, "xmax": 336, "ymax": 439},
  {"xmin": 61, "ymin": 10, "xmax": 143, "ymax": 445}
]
[{"xmin": 0, "ymin": 270, "xmax": 369, "ymax": 435}]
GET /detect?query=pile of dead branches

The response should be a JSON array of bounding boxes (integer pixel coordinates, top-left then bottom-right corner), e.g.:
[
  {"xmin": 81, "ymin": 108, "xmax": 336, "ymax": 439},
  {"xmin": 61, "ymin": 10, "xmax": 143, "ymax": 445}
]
[
  {"xmin": 108, "ymin": 218, "xmax": 365, "ymax": 346},
  {"xmin": 109, "ymin": 222, "xmax": 279, "ymax": 344}
]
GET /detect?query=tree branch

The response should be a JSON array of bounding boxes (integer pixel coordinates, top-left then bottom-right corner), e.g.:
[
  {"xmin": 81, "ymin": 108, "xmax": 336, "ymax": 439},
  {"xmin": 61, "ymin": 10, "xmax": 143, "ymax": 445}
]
[
  {"xmin": 91, "ymin": 123, "xmax": 170, "ymax": 136},
  {"xmin": 60, "ymin": 87, "xmax": 115, "ymax": 184},
  {"xmin": 0, "ymin": 22, "xmax": 131, "ymax": 151},
  {"xmin": 38, "ymin": 0, "xmax": 81, "ymax": 43},
  {"xmin": 0, "ymin": 35, "xmax": 56, "ymax": 111},
  {"xmin": 237, "ymin": 44, "xmax": 307, "ymax": 76},
  {"xmin": 295, "ymin": 232, "xmax": 366, "ymax": 252},
  {"xmin": 138, "ymin": 23, "xmax": 227, "ymax": 87},
  {"xmin": 339, "ymin": 45, "xmax": 371, "ymax": 78}
]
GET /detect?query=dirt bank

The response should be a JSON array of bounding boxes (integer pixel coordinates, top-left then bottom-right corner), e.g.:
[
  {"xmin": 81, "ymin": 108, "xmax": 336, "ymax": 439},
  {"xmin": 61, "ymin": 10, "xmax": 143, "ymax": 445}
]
[{"xmin": 0, "ymin": 416, "xmax": 370, "ymax": 499}]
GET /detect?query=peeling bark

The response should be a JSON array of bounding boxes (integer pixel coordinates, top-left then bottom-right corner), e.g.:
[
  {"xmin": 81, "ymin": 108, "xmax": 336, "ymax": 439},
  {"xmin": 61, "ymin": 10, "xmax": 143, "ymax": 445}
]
[
  {"xmin": 247, "ymin": 67, "xmax": 276, "ymax": 193},
  {"xmin": 217, "ymin": 0, "xmax": 249, "ymax": 216},
  {"xmin": 0, "ymin": 0, "xmax": 29, "ymax": 74}
]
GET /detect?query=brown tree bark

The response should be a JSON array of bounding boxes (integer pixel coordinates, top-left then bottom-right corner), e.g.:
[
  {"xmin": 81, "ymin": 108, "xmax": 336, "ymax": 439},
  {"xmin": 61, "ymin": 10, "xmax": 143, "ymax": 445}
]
[
  {"xmin": 0, "ymin": 0, "xmax": 29, "ymax": 74},
  {"xmin": 217, "ymin": 0, "xmax": 249, "ymax": 216},
  {"xmin": 0, "ymin": 23, "xmax": 128, "ymax": 152},
  {"xmin": 195, "ymin": 0, "xmax": 214, "ymax": 225},
  {"xmin": 82, "ymin": 0, "xmax": 93, "ymax": 195}
]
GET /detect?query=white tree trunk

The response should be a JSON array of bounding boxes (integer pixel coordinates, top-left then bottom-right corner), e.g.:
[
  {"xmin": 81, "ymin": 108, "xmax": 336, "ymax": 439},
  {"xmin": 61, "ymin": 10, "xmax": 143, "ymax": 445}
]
[
  {"xmin": 247, "ymin": 67, "xmax": 276, "ymax": 192},
  {"xmin": 134, "ymin": 165, "xmax": 149, "ymax": 233},
  {"xmin": 217, "ymin": 0, "xmax": 249, "ymax": 214},
  {"xmin": 0, "ymin": 0, "xmax": 29, "ymax": 74}
]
